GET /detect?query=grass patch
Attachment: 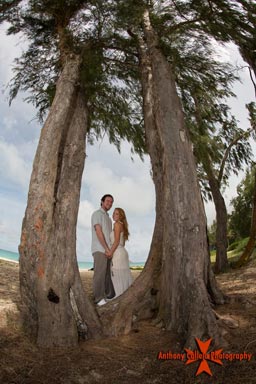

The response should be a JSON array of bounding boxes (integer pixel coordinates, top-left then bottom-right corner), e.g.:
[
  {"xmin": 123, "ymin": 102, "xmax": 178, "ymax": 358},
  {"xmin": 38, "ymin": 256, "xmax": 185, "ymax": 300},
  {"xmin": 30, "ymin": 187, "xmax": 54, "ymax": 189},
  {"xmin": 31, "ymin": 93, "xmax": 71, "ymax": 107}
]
[
  {"xmin": 130, "ymin": 266, "xmax": 144, "ymax": 271},
  {"xmin": 210, "ymin": 249, "xmax": 216, "ymax": 263},
  {"xmin": 211, "ymin": 237, "xmax": 256, "ymax": 268}
]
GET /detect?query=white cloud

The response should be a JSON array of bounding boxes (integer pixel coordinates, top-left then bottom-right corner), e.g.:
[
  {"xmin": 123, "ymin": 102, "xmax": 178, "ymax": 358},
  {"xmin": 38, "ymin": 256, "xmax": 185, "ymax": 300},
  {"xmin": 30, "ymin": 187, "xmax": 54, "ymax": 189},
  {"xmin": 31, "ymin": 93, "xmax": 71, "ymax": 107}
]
[
  {"xmin": 125, "ymin": 219, "xmax": 154, "ymax": 263},
  {"xmin": 0, "ymin": 23, "xmax": 255, "ymax": 264},
  {"xmin": 0, "ymin": 139, "xmax": 31, "ymax": 189},
  {"xmin": 0, "ymin": 22, "xmax": 28, "ymax": 86},
  {"xmin": 0, "ymin": 23, "xmax": 40, "ymax": 146},
  {"xmin": 211, "ymin": 40, "xmax": 233, "ymax": 63},
  {"xmin": 76, "ymin": 226, "xmax": 91, "ymax": 261},
  {"xmin": 76, "ymin": 146, "xmax": 155, "ymax": 262},
  {"xmin": 86, "ymin": 138, "xmax": 151, "ymax": 178},
  {"xmin": 204, "ymin": 201, "xmax": 215, "ymax": 226},
  {"xmin": 84, "ymin": 158, "xmax": 154, "ymax": 215},
  {"xmin": 0, "ymin": 220, "xmax": 11, "ymax": 236},
  {"xmin": 78, "ymin": 199, "xmax": 95, "ymax": 229},
  {"xmin": 2, "ymin": 115, "xmax": 17, "ymax": 131},
  {"xmin": 0, "ymin": 195, "xmax": 25, "ymax": 252}
]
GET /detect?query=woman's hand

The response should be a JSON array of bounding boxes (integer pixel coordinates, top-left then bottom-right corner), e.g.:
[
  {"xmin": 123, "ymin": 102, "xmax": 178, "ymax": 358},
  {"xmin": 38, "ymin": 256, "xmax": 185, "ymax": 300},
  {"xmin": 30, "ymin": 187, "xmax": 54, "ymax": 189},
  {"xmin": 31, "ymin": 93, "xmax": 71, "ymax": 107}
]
[
  {"xmin": 105, "ymin": 249, "xmax": 113, "ymax": 258},
  {"xmin": 106, "ymin": 221, "xmax": 122, "ymax": 258}
]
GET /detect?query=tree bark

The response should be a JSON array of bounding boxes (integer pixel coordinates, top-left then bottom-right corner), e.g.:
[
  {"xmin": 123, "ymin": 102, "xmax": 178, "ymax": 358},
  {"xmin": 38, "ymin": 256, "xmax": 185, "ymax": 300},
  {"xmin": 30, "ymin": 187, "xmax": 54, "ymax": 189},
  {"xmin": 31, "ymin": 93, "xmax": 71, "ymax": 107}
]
[
  {"xmin": 205, "ymin": 164, "xmax": 229, "ymax": 273},
  {"xmin": 98, "ymin": 34, "xmax": 165, "ymax": 337},
  {"xmin": 100, "ymin": 11, "xmax": 225, "ymax": 345},
  {"xmin": 141, "ymin": 10, "xmax": 224, "ymax": 347},
  {"xmin": 193, "ymin": 95, "xmax": 229, "ymax": 274},
  {"xmin": 99, "ymin": 107, "xmax": 164, "ymax": 335},
  {"xmin": 19, "ymin": 55, "xmax": 101, "ymax": 347}
]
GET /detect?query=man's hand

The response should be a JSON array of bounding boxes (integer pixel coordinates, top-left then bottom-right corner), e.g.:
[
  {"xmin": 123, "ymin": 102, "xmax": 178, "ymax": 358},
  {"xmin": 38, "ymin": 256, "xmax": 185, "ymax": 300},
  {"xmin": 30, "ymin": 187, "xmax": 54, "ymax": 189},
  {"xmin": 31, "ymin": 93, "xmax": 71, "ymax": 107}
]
[
  {"xmin": 105, "ymin": 249, "xmax": 113, "ymax": 258},
  {"xmin": 94, "ymin": 224, "xmax": 110, "ymax": 253}
]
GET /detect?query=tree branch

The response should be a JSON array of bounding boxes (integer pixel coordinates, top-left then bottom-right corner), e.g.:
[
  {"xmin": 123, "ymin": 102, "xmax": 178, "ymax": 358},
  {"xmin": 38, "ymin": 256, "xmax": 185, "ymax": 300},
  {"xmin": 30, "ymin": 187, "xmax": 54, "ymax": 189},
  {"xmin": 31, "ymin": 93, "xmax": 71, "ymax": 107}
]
[
  {"xmin": 218, "ymin": 128, "xmax": 253, "ymax": 184},
  {"xmin": 167, "ymin": 16, "xmax": 203, "ymax": 34},
  {"xmin": 0, "ymin": 0, "xmax": 21, "ymax": 14},
  {"xmin": 171, "ymin": 0, "xmax": 190, "ymax": 21},
  {"xmin": 248, "ymin": 66, "xmax": 256, "ymax": 98},
  {"xmin": 104, "ymin": 56, "xmax": 138, "ymax": 69}
]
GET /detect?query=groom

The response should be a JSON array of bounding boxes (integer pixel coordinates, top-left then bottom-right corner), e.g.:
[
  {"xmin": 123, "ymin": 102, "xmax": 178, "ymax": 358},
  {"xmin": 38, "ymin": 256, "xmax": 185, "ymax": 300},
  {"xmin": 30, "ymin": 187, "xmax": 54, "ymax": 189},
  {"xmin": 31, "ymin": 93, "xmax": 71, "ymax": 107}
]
[{"xmin": 91, "ymin": 194, "xmax": 115, "ymax": 306}]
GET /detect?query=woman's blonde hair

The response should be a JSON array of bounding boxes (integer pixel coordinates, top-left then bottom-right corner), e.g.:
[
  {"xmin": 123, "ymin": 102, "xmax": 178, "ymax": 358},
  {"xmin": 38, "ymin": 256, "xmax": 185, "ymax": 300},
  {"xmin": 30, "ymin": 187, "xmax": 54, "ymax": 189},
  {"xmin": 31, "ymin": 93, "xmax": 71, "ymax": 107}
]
[{"xmin": 115, "ymin": 208, "xmax": 130, "ymax": 241}]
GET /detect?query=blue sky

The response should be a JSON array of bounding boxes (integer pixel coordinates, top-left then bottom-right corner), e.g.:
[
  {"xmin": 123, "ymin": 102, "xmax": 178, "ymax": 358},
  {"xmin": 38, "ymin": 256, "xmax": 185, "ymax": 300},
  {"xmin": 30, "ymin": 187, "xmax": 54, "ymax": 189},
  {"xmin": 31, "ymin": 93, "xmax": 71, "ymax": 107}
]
[{"xmin": 0, "ymin": 24, "xmax": 255, "ymax": 262}]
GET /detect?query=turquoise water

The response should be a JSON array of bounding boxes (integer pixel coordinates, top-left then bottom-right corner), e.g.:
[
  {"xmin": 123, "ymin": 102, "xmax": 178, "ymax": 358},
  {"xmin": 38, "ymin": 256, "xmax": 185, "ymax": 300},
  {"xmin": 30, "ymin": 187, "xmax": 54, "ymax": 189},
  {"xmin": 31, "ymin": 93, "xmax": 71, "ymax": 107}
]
[
  {"xmin": 0, "ymin": 248, "xmax": 144, "ymax": 270},
  {"xmin": 0, "ymin": 248, "xmax": 19, "ymax": 262}
]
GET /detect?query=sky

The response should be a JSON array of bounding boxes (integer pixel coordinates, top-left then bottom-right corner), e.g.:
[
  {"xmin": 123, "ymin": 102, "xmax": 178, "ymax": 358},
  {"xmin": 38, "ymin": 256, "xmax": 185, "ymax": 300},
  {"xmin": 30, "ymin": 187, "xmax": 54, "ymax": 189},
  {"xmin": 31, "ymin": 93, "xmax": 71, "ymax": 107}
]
[{"xmin": 0, "ymin": 24, "xmax": 255, "ymax": 263}]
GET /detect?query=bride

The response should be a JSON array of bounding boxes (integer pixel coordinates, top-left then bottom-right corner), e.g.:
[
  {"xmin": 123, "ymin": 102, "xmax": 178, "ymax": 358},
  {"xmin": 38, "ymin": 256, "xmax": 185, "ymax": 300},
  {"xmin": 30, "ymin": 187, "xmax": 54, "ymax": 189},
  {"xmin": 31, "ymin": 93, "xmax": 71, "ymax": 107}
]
[{"xmin": 106, "ymin": 207, "xmax": 133, "ymax": 298}]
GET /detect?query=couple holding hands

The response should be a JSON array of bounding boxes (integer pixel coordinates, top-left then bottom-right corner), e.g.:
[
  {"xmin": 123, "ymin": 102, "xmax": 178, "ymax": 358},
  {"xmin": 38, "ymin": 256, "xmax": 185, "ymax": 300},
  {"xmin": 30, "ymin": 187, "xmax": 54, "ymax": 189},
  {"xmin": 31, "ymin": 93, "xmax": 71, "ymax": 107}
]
[{"xmin": 91, "ymin": 194, "xmax": 133, "ymax": 306}]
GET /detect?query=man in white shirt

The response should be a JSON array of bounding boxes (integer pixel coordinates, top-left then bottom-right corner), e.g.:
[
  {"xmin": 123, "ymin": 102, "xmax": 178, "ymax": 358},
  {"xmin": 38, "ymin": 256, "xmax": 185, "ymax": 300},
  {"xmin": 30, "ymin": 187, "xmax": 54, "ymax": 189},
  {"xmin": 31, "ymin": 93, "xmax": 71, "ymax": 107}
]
[{"xmin": 91, "ymin": 194, "xmax": 115, "ymax": 305}]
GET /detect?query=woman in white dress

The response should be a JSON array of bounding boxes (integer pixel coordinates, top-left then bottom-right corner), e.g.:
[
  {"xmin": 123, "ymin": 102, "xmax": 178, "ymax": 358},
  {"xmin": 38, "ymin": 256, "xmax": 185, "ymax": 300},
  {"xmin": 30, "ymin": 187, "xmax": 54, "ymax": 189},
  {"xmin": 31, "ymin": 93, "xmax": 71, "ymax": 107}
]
[{"xmin": 106, "ymin": 208, "xmax": 133, "ymax": 298}]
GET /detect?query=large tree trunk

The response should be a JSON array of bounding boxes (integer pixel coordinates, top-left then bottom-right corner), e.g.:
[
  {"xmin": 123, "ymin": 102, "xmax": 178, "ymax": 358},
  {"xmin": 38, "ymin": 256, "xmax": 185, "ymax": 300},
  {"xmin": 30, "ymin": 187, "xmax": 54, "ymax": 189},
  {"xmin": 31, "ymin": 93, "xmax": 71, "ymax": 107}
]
[
  {"xmin": 19, "ymin": 55, "xmax": 101, "ymax": 347},
  {"xmin": 100, "ymin": 13, "xmax": 224, "ymax": 343},
  {"xmin": 98, "ymin": 35, "xmax": 165, "ymax": 337},
  {"xmin": 99, "ymin": 218, "xmax": 162, "ymax": 336},
  {"xmin": 141, "ymin": 10, "xmax": 224, "ymax": 347},
  {"xmin": 205, "ymin": 164, "xmax": 229, "ymax": 273},
  {"xmin": 99, "ymin": 96, "xmax": 164, "ymax": 335},
  {"xmin": 193, "ymin": 95, "xmax": 229, "ymax": 273}
]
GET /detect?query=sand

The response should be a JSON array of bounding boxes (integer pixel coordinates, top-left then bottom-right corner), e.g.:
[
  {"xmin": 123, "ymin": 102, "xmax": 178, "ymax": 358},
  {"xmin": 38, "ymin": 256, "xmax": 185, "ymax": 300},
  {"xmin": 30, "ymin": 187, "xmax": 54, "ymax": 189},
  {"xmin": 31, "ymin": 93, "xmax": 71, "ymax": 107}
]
[{"xmin": 0, "ymin": 258, "xmax": 256, "ymax": 384}]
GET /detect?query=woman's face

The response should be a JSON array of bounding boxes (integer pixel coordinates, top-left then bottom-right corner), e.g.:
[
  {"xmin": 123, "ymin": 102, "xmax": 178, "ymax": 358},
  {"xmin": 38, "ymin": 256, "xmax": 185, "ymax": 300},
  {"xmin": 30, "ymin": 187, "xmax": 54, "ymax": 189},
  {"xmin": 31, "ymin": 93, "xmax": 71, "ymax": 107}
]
[{"xmin": 113, "ymin": 209, "xmax": 120, "ymax": 222}]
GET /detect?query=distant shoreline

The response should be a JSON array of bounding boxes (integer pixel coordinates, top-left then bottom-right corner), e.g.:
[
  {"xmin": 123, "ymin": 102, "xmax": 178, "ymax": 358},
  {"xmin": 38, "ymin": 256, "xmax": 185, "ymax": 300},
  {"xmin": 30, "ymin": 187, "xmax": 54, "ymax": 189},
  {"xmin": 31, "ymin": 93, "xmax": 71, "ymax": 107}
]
[
  {"xmin": 0, "ymin": 257, "xmax": 144, "ymax": 272},
  {"xmin": 0, "ymin": 256, "xmax": 19, "ymax": 264},
  {"xmin": 0, "ymin": 249, "xmax": 145, "ymax": 271},
  {"xmin": 0, "ymin": 256, "xmax": 91, "ymax": 270}
]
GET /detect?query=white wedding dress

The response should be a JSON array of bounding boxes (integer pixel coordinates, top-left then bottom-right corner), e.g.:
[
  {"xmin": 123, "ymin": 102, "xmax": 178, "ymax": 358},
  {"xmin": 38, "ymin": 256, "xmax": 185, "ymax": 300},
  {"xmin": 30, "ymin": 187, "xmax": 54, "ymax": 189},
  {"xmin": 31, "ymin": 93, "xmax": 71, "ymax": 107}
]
[{"xmin": 110, "ymin": 231, "xmax": 133, "ymax": 298}]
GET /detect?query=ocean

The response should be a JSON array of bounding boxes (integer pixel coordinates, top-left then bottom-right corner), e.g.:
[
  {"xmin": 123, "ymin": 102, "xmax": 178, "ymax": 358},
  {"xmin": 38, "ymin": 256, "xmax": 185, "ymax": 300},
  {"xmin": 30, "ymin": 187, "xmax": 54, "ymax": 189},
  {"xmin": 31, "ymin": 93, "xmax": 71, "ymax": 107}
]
[{"xmin": 0, "ymin": 248, "xmax": 144, "ymax": 270}]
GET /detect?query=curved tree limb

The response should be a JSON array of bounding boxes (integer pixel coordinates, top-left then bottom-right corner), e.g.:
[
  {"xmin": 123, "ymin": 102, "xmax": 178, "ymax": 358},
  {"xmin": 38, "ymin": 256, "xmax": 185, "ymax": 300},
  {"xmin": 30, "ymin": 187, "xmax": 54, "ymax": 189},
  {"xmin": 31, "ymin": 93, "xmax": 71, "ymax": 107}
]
[{"xmin": 218, "ymin": 128, "xmax": 253, "ymax": 185}]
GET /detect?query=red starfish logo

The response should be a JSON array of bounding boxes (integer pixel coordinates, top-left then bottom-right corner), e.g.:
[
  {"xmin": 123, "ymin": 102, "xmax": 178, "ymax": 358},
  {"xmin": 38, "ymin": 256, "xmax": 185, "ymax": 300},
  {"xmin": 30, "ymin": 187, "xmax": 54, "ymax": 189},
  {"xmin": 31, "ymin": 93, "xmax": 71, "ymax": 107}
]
[{"xmin": 185, "ymin": 338, "xmax": 223, "ymax": 376}]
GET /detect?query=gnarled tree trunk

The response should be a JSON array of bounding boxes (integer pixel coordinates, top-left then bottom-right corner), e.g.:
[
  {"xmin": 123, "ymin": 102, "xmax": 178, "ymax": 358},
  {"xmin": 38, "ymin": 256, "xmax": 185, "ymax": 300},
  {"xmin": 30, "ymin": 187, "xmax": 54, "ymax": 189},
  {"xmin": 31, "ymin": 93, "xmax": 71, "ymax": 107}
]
[
  {"xmin": 19, "ymin": 55, "xmax": 101, "ymax": 347},
  {"xmin": 193, "ymin": 96, "xmax": 229, "ymax": 274},
  {"xmin": 209, "ymin": 177, "xmax": 228, "ymax": 273},
  {"xmin": 100, "ymin": 12, "xmax": 225, "ymax": 346},
  {"xmin": 205, "ymin": 162, "xmax": 228, "ymax": 273},
  {"xmin": 141, "ymin": 10, "xmax": 224, "ymax": 347},
  {"xmin": 98, "ymin": 34, "xmax": 165, "ymax": 337},
  {"xmin": 99, "ymin": 89, "xmax": 164, "ymax": 335}
]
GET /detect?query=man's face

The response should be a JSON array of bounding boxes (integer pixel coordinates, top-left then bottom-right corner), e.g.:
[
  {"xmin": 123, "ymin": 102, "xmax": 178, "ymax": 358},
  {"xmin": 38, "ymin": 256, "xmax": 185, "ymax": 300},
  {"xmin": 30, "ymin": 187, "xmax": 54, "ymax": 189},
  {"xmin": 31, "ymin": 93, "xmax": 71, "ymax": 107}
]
[{"xmin": 101, "ymin": 196, "xmax": 113, "ymax": 211}]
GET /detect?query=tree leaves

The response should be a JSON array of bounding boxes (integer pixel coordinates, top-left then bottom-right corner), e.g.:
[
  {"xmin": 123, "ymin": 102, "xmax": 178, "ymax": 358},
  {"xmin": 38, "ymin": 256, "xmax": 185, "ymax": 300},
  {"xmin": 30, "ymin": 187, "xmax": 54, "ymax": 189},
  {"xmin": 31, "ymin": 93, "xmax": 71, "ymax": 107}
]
[{"xmin": 4, "ymin": 0, "xmax": 256, "ymax": 162}]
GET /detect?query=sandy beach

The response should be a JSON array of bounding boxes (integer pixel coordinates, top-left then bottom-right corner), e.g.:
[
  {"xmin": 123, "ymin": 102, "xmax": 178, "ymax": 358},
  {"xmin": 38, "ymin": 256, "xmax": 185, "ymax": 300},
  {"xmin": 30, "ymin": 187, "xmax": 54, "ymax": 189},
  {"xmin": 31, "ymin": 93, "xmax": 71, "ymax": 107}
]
[
  {"xmin": 0, "ymin": 257, "xmax": 19, "ymax": 264},
  {"xmin": 0, "ymin": 257, "xmax": 141, "ymax": 307},
  {"xmin": 1, "ymin": 258, "xmax": 256, "ymax": 383}
]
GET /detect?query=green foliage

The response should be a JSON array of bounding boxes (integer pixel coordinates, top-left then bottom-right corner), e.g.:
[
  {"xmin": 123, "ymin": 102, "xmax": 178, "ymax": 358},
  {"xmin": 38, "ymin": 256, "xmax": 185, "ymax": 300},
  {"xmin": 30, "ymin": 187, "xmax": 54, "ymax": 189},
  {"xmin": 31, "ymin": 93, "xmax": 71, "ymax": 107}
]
[
  {"xmin": 198, "ymin": 1, "xmax": 256, "ymax": 79},
  {"xmin": 139, "ymin": 3, "xmax": 254, "ymax": 201},
  {"xmin": 229, "ymin": 167, "xmax": 255, "ymax": 240},
  {"xmin": 113, "ymin": 0, "xmax": 145, "ymax": 28},
  {"xmin": 174, "ymin": 37, "xmax": 253, "ymax": 200},
  {"xmin": 5, "ymin": 0, "xmax": 146, "ymax": 156},
  {"xmin": 226, "ymin": 237, "xmax": 256, "ymax": 266},
  {"xmin": 211, "ymin": 237, "xmax": 254, "ymax": 266},
  {"xmin": 227, "ymin": 237, "xmax": 249, "ymax": 252},
  {"xmin": 9, "ymin": 41, "xmax": 60, "ymax": 119},
  {"xmin": 247, "ymin": 102, "xmax": 256, "ymax": 134},
  {"xmin": 3, "ymin": 0, "xmax": 255, "ymax": 163},
  {"xmin": 0, "ymin": 0, "xmax": 22, "ymax": 23}
]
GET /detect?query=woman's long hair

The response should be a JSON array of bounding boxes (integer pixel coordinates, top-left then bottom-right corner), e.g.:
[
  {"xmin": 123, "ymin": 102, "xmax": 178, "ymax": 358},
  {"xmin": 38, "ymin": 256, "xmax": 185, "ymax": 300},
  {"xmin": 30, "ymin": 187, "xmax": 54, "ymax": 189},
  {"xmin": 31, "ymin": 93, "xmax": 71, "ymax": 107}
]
[{"xmin": 115, "ymin": 208, "xmax": 130, "ymax": 241}]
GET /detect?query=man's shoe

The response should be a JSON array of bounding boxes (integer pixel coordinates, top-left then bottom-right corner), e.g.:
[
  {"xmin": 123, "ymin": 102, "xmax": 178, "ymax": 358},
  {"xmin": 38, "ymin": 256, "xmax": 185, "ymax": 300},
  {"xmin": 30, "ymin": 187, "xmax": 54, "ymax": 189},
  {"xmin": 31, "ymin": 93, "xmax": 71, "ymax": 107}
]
[
  {"xmin": 106, "ymin": 293, "xmax": 115, "ymax": 299},
  {"xmin": 106, "ymin": 296, "xmax": 116, "ymax": 302},
  {"xmin": 96, "ymin": 298, "xmax": 107, "ymax": 306}
]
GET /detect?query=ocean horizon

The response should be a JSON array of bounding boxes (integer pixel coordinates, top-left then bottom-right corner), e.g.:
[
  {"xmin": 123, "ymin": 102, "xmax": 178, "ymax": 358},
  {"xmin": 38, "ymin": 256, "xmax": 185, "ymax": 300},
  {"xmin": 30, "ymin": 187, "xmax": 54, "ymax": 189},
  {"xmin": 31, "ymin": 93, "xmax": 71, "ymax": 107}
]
[{"xmin": 0, "ymin": 248, "xmax": 145, "ymax": 270}]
